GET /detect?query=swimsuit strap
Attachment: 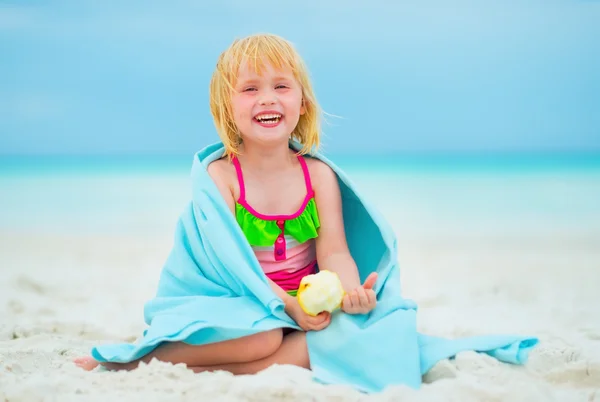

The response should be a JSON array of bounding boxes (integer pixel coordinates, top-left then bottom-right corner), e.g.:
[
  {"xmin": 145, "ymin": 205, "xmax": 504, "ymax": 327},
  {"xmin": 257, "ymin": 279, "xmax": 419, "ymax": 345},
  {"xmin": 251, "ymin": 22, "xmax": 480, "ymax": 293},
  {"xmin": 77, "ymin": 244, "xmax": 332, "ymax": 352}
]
[
  {"xmin": 231, "ymin": 156, "xmax": 246, "ymax": 203},
  {"xmin": 296, "ymin": 154, "xmax": 314, "ymax": 197},
  {"xmin": 231, "ymin": 154, "xmax": 314, "ymax": 204}
]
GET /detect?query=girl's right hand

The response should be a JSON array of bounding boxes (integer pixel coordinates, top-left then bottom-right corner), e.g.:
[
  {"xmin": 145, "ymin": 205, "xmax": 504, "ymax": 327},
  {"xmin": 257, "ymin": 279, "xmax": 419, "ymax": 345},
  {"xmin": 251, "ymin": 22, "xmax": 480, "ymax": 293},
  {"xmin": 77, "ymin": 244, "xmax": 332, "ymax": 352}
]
[{"xmin": 285, "ymin": 296, "xmax": 331, "ymax": 332}]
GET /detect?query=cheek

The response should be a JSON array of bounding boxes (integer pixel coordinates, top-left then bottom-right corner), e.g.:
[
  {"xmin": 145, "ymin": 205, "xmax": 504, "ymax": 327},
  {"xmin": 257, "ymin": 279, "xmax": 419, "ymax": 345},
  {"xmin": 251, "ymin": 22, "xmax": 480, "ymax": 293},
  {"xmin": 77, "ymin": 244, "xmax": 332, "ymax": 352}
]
[
  {"xmin": 290, "ymin": 97, "xmax": 305, "ymax": 116},
  {"xmin": 287, "ymin": 92, "xmax": 304, "ymax": 113},
  {"xmin": 231, "ymin": 97, "xmax": 251, "ymax": 120}
]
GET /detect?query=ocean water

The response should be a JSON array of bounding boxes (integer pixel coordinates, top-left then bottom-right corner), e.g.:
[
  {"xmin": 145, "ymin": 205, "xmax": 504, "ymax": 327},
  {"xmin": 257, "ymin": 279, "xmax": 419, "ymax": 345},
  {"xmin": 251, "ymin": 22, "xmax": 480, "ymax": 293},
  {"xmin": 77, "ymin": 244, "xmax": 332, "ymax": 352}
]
[{"xmin": 1, "ymin": 154, "xmax": 599, "ymax": 240}]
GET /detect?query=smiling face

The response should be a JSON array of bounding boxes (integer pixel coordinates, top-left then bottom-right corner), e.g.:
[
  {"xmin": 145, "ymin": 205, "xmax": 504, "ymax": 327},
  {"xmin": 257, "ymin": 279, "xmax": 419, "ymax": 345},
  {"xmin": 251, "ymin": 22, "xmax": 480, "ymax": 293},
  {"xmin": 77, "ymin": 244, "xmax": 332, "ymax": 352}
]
[
  {"xmin": 209, "ymin": 33, "xmax": 322, "ymax": 157},
  {"xmin": 231, "ymin": 60, "xmax": 305, "ymax": 149}
]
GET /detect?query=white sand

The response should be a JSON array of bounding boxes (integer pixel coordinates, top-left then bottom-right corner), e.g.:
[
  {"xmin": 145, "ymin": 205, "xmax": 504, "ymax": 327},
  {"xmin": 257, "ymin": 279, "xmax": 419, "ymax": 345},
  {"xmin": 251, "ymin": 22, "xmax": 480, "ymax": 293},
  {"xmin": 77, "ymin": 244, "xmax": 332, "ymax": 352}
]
[{"xmin": 1, "ymin": 172, "xmax": 600, "ymax": 401}]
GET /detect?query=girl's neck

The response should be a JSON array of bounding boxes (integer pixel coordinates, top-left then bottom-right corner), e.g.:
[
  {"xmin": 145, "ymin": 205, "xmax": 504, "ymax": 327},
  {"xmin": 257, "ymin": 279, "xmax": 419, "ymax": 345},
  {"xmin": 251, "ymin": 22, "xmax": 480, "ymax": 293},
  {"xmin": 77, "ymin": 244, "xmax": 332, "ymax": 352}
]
[{"xmin": 238, "ymin": 140, "xmax": 296, "ymax": 173}]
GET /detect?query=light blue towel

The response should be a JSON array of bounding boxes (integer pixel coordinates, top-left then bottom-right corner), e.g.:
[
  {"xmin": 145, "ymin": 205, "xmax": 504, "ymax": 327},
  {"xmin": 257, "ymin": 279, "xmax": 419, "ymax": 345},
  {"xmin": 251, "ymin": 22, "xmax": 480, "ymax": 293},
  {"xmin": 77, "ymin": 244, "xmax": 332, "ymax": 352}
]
[{"xmin": 91, "ymin": 141, "xmax": 538, "ymax": 393}]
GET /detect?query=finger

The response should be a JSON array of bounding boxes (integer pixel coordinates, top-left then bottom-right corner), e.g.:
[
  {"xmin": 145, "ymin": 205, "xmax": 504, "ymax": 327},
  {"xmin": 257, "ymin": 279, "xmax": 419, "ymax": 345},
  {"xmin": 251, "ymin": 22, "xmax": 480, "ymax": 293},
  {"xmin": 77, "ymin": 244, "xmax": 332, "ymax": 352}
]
[
  {"xmin": 366, "ymin": 289, "xmax": 377, "ymax": 307},
  {"xmin": 342, "ymin": 296, "xmax": 354, "ymax": 313},
  {"xmin": 363, "ymin": 288, "xmax": 372, "ymax": 305},
  {"xmin": 356, "ymin": 287, "xmax": 369, "ymax": 308},
  {"xmin": 342, "ymin": 294, "xmax": 352, "ymax": 310},
  {"xmin": 299, "ymin": 321, "xmax": 312, "ymax": 332},
  {"xmin": 350, "ymin": 290, "xmax": 360, "ymax": 307},
  {"xmin": 311, "ymin": 313, "xmax": 332, "ymax": 331},
  {"xmin": 322, "ymin": 311, "xmax": 331, "ymax": 320},
  {"xmin": 304, "ymin": 314, "xmax": 324, "ymax": 330},
  {"xmin": 362, "ymin": 272, "xmax": 378, "ymax": 290},
  {"xmin": 308, "ymin": 312, "xmax": 329, "ymax": 326}
]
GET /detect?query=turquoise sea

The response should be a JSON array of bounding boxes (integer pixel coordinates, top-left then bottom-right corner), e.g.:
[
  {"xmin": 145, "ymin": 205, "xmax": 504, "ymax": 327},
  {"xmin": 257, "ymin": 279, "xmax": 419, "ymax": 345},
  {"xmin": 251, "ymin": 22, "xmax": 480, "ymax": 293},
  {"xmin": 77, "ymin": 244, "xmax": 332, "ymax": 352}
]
[{"xmin": 1, "ymin": 153, "xmax": 599, "ymax": 240}]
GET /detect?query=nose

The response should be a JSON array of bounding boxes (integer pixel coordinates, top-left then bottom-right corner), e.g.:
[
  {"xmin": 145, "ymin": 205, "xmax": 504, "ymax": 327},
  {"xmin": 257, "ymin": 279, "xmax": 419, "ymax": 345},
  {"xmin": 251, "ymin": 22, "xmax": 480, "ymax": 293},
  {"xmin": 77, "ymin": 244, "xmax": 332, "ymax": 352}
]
[{"xmin": 258, "ymin": 91, "xmax": 277, "ymax": 106}]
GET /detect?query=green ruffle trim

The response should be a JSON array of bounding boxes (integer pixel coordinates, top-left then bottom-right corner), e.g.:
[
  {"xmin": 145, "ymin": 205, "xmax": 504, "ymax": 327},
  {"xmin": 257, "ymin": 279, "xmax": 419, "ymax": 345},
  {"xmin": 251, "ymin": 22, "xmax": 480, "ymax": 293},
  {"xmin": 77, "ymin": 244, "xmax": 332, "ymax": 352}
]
[{"xmin": 235, "ymin": 198, "xmax": 320, "ymax": 247}]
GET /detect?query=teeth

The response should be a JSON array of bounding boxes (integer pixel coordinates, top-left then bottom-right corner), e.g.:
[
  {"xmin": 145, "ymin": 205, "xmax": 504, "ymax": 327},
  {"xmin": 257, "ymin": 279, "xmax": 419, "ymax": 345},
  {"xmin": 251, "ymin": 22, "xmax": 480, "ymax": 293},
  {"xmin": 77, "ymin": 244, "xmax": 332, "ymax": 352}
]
[{"xmin": 255, "ymin": 113, "xmax": 281, "ymax": 121}]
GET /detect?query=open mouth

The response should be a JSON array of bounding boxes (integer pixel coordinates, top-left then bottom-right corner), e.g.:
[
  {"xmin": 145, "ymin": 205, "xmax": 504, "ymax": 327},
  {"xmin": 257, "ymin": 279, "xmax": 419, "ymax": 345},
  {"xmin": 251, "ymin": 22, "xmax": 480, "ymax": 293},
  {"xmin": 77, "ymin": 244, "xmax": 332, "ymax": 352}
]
[{"xmin": 253, "ymin": 113, "xmax": 282, "ymax": 126}]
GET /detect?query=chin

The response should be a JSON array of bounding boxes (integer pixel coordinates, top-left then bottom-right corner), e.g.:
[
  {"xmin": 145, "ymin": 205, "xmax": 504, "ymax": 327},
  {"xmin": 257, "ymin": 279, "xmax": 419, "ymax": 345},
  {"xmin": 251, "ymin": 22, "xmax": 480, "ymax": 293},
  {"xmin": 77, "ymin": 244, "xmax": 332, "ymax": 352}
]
[
  {"xmin": 255, "ymin": 135, "xmax": 292, "ymax": 147},
  {"xmin": 246, "ymin": 129, "xmax": 292, "ymax": 146}
]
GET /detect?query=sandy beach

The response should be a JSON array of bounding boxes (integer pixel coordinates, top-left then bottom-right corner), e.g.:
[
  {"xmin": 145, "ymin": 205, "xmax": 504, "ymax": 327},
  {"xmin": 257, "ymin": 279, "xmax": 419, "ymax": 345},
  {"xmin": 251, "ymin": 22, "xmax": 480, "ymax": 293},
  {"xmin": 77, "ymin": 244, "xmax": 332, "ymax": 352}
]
[{"xmin": 1, "ymin": 171, "xmax": 599, "ymax": 401}]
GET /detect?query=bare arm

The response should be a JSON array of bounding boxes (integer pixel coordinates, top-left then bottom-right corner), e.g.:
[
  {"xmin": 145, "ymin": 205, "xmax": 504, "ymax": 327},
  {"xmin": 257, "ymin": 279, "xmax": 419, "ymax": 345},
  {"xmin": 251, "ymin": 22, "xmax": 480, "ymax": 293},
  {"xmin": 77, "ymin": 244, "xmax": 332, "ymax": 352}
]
[
  {"xmin": 312, "ymin": 160, "xmax": 362, "ymax": 292},
  {"xmin": 312, "ymin": 160, "xmax": 378, "ymax": 314}
]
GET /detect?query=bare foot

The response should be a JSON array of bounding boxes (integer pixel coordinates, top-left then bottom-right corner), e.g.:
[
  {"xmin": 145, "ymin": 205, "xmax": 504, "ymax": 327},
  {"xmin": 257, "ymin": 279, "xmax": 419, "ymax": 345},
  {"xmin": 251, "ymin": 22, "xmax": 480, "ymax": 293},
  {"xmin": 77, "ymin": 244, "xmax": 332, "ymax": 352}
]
[{"xmin": 74, "ymin": 356, "xmax": 100, "ymax": 371}]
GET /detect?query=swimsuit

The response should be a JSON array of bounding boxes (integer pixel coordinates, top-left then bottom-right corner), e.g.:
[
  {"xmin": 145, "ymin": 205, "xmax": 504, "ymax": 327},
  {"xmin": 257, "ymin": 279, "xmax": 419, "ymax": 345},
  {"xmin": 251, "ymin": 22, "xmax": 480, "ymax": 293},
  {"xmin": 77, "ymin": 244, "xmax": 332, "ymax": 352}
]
[{"xmin": 232, "ymin": 155, "xmax": 320, "ymax": 296}]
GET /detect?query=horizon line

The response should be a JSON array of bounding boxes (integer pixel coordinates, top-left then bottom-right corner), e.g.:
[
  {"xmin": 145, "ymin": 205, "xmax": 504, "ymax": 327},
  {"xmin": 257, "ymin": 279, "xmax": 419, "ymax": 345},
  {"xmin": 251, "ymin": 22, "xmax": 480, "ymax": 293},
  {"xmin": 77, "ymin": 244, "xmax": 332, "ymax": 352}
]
[{"xmin": 1, "ymin": 149, "xmax": 600, "ymax": 158}]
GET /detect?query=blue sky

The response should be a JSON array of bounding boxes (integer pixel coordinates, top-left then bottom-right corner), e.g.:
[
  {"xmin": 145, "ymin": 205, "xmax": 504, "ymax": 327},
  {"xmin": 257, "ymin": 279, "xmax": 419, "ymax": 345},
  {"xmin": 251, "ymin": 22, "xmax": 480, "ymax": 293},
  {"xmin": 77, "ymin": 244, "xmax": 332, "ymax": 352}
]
[{"xmin": 1, "ymin": 0, "xmax": 599, "ymax": 155}]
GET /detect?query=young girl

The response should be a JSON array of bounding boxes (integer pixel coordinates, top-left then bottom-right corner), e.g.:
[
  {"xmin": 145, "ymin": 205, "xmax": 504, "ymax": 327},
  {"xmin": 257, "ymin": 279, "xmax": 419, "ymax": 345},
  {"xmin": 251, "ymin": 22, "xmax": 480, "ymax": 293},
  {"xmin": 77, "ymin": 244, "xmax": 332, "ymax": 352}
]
[{"xmin": 75, "ymin": 33, "xmax": 378, "ymax": 374}]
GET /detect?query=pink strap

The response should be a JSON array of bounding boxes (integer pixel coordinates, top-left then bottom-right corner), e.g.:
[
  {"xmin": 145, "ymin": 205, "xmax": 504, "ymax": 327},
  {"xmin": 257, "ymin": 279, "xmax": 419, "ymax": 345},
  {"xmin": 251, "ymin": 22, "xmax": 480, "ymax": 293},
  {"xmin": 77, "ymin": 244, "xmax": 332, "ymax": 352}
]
[
  {"xmin": 297, "ymin": 155, "xmax": 314, "ymax": 196},
  {"xmin": 231, "ymin": 156, "xmax": 246, "ymax": 202},
  {"xmin": 233, "ymin": 154, "xmax": 313, "ymax": 208}
]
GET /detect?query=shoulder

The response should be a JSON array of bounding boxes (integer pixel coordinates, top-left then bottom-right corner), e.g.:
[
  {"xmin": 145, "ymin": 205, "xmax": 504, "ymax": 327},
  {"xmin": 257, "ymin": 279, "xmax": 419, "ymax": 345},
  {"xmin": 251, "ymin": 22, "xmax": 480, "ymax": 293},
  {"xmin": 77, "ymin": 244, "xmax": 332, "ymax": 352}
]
[
  {"xmin": 304, "ymin": 156, "xmax": 338, "ymax": 191},
  {"xmin": 207, "ymin": 157, "xmax": 234, "ymax": 179},
  {"xmin": 207, "ymin": 157, "xmax": 238, "ymax": 209},
  {"xmin": 207, "ymin": 157, "xmax": 237, "ymax": 192}
]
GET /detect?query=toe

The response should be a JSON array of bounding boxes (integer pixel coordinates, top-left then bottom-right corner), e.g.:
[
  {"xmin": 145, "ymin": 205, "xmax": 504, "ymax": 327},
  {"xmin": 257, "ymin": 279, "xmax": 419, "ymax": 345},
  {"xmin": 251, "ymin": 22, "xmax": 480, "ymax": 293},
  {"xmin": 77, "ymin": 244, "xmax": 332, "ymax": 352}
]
[{"xmin": 74, "ymin": 356, "xmax": 100, "ymax": 371}]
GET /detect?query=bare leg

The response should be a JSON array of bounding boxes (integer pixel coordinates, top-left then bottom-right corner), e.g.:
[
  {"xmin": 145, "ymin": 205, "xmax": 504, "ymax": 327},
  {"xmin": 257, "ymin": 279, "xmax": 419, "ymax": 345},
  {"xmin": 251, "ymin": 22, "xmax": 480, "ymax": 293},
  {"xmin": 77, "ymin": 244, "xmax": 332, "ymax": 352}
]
[
  {"xmin": 188, "ymin": 330, "xmax": 309, "ymax": 375},
  {"xmin": 74, "ymin": 329, "xmax": 283, "ymax": 371}
]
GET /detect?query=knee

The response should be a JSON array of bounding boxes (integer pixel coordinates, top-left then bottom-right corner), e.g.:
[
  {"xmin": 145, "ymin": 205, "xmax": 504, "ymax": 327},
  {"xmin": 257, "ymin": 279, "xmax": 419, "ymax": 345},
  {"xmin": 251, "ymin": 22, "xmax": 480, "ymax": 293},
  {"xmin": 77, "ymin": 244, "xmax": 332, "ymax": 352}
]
[{"xmin": 242, "ymin": 329, "xmax": 283, "ymax": 361}]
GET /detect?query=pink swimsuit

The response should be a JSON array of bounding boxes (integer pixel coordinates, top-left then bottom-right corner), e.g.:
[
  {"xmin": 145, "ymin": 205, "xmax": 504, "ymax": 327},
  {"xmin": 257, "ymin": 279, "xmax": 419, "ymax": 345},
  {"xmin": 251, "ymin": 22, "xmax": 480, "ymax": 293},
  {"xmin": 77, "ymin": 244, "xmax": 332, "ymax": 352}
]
[{"xmin": 232, "ymin": 155, "xmax": 321, "ymax": 295}]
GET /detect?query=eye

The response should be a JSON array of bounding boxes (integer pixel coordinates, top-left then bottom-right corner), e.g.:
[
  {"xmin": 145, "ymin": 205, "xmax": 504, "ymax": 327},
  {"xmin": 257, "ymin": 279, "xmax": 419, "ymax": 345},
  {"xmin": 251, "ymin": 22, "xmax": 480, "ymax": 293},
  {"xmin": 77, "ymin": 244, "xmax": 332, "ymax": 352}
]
[
  {"xmin": 243, "ymin": 87, "xmax": 257, "ymax": 92},
  {"xmin": 275, "ymin": 84, "xmax": 288, "ymax": 89}
]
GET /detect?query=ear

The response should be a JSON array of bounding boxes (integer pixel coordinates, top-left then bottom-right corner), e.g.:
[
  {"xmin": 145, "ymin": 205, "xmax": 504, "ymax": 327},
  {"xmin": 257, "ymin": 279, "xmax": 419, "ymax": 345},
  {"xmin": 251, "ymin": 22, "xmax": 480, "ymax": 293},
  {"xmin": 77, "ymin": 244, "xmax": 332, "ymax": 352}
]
[{"xmin": 300, "ymin": 98, "xmax": 306, "ymax": 115}]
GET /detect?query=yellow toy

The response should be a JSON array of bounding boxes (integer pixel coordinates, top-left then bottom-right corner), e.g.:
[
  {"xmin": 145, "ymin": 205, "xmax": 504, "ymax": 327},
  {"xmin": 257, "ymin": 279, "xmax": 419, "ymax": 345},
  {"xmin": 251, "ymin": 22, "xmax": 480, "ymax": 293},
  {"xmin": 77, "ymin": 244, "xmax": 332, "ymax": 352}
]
[{"xmin": 297, "ymin": 270, "xmax": 345, "ymax": 316}]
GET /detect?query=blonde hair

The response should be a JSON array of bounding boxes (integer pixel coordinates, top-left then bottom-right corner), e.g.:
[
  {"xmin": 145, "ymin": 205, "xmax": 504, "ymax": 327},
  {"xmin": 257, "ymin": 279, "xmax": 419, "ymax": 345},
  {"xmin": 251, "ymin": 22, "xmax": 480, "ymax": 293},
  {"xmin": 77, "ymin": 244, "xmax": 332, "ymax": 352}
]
[{"xmin": 209, "ymin": 33, "xmax": 322, "ymax": 157}]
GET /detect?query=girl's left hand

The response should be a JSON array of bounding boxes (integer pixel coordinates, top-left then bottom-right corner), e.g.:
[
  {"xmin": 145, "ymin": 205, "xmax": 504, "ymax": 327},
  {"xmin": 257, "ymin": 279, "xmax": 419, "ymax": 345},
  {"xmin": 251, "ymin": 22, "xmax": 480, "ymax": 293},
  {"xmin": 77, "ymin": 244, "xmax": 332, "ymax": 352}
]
[{"xmin": 342, "ymin": 272, "xmax": 378, "ymax": 314}]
